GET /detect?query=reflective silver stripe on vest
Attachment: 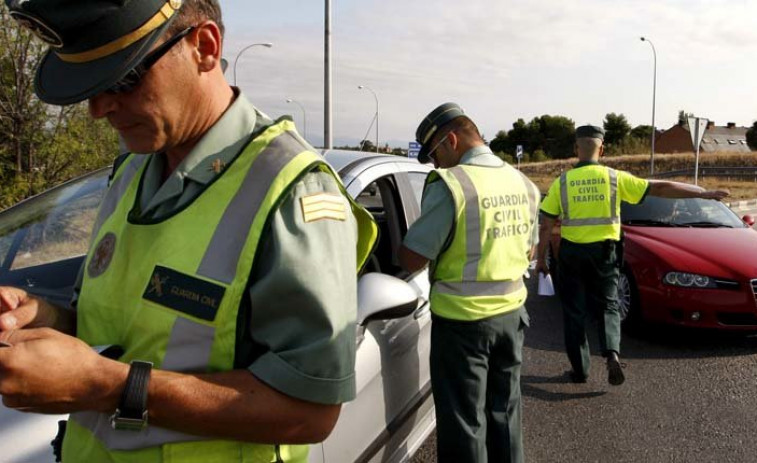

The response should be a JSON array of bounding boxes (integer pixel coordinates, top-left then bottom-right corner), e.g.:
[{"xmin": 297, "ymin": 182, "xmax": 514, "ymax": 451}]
[
  {"xmin": 92, "ymin": 156, "xmax": 147, "ymax": 238},
  {"xmin": 448, "ymin": 166, "xmax": 481, "ymax": 281},
  {"xmin": 161, "ymin": 317, "xmax": 215, "ymax": 371},
  {"xmin": 197, "ymin": 130, "xmax": 312, "ymax": 284},
  {"xmin": 560, "ymin": 168, "xmax": 620, "ymax": 226},
  {"xmin": 71, "ymin": 412, "xmax": 205, "ymax": 450},
  {"xmin": 435, "ymin": 279, "xmax": 524, "ymax": 297},
  {"xmin": 518, "ymin": 170, "xmax": 540, "ymax": 228},
  {"xmin": 608, "ymin": 168, "xmax": 618, "ymax": 219},
  {"xmin": 559, "ymin": 172, "xmax": 570, "ymax": 220}
]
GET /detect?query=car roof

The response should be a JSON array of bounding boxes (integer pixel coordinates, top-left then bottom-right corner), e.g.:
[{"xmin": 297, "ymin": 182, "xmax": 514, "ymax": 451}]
[
  {"xmin": 322, "ymin": 148, "xmax": 425, "ymax": 174},
  {"xmin": 0, "ymin": 149, "xmax": 426, "ymax": 218}
]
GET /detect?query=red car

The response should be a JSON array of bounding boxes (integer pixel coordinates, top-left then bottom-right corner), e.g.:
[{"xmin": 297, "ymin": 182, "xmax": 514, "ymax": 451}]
[{"xmin": 549, "ymin": 196, "xmax": 757, "ymax": 330}]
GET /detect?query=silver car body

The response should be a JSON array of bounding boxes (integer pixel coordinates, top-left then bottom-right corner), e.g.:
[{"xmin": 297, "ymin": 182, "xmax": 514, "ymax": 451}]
[{"xmin": 0, "ymin": 150, "xmax": 435, "ymax": 463}]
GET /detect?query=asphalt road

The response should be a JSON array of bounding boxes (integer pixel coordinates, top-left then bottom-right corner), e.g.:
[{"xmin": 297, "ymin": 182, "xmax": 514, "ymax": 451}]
[{"xmin": 411, "ymin": 274, "xmax": 757, "ymax": 463}]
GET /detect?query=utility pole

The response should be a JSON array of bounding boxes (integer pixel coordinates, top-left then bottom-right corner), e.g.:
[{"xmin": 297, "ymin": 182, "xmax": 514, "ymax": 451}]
[
  {"xmin": 324, "ymin": 0, "xmax": 333, "ymax": 149},
  {"xmin": 640, "ymin": 37, "xmax": 657, "ymax": 176}
]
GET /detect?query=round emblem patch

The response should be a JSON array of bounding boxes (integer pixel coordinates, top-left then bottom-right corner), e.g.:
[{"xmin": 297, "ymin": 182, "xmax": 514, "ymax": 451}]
[
  {"xmin": 88, "ymin": 232, "xmax": 116, "ymax": 278},
  {"xmin": 169, "ymin": 0, "xmax": 183, "ymax": 10},
  {"xmin": 9, "ymin": 11, "xmax": 64, "ymax": 48}
]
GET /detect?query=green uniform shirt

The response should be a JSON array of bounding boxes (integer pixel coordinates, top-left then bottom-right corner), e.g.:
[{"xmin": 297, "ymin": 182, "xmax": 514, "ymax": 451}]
[
  {"xmin": 75, "ymin": 92, "xmax": 358, "ymax": 403},
  {"xmin": 540, "ymin": 161, "xmax": 650, "ymax": 243},
  {"xmin": 404, "ymin": 146, "xmax": 539, "ymax": 260}
]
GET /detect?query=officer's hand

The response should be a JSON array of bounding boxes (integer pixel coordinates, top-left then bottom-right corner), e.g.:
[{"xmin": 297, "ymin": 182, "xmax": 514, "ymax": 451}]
[
  {"xmin": 0, "ymin": 287, "xmax": 61, "ymax": 331},
  {"xmin": 535, "ymin": 259, "xmax": 549, "ymax": 276},
  {"xmin": 702, "ymin": 189, "xmax": 730, "ymax": 201},
  {"xmin": 0, "ymin": 328, "xmax": 124, "ymax": 414}
]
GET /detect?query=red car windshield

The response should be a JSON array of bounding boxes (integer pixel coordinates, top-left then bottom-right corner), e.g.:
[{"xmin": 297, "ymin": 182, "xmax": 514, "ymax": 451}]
[{"xmin": 621, "ymin": 197, "xmax": 746, "ymax": 229}]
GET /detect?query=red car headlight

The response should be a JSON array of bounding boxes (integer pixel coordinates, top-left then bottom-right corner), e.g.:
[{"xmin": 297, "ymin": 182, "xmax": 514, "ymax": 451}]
[{"xmin": 663, "ymin": 272, "xmax": 717, "ymax": 288}]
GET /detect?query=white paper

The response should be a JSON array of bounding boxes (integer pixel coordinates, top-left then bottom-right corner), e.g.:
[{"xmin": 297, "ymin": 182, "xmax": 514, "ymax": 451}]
[{"xmin": 538, "ymin": 273, "xmax": 555, "ymax": 296}]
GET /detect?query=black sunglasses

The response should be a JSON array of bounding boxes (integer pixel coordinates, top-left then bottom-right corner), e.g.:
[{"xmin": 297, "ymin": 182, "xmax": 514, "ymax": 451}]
[{"xmin": 105, "ymin": 26, "xmax": 195, "ymax": 95}]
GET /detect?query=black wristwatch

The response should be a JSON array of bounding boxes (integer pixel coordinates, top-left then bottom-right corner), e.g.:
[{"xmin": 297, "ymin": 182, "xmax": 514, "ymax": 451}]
[{"xmin": 110, "ymin": 360, "xmax": 152, "ymax": 431}]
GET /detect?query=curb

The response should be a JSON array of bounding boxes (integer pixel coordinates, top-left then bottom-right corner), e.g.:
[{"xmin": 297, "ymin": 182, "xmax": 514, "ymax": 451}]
[{"xmin": 727, "ymin": 199, "xmax": 757, "ymax": 210}]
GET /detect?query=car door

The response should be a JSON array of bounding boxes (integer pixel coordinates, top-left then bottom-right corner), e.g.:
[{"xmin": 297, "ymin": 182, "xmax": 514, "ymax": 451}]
[
  {"xmin": 316, "ymin": 160, "xmax": 433, "ymax": 463},
  {"xmin": 0, "ymin": 170, "xmax": 108, "ymax": 463}
]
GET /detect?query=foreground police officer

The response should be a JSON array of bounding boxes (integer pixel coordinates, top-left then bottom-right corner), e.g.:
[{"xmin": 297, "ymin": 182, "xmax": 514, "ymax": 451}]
[
  {"xmin": 399, "ymin": 103, "xmax": 540, "ymax": 463},
  {"xmin": 536, "ymin": 125, "xmax": 728, "ymax": 386},
  {"xmin": 0, "ymin": 1, "xmax": 376, "ymax": 462}
]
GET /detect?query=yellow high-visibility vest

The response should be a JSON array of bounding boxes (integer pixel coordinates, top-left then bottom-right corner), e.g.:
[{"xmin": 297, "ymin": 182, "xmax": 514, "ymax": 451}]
[
  {"xmin": 429, "ymin": 164, "xmax": 539, "ymax": 321},
  {"xmin": 64, "ymin": 119, "xmax": 376, "ymax": 463},
  {"xmin": 554, "ymin": 165, "xmax": 647, "ymax": 243}
]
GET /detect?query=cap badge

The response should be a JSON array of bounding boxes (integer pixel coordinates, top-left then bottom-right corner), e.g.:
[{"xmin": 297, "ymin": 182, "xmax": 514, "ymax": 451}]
[{"xmin": 9, "ymin": 11, "xmax": 64, "ymax": 48}]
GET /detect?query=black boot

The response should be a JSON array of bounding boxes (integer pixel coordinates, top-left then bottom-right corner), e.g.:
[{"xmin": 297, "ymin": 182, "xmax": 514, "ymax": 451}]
[{"xmin": 607, "ymin": 351, "xmax": 625, "ymax": 386}]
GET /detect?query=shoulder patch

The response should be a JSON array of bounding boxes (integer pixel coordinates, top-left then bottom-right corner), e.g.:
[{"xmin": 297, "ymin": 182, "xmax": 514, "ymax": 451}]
[
  {"xmin": 300, "ymin": 193, "xmax": 347, "ymax": 223},
  {"xmin": 88, "ymin": 232, "xmax": 116, "ymax": 278}
]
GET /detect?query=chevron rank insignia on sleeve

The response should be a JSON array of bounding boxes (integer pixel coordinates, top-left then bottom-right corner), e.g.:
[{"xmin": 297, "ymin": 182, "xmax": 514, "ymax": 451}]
[{"xmin": 300, "ymin": 193, "xmax": 347, "ymax": 223}]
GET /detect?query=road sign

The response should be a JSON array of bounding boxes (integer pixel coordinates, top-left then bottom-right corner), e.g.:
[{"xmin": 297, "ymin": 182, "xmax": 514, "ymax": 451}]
[
  {"xmin": 687, "ymin": 117, "xmax": 708, "ymax": 151},
  {"xmin": 687, "ymin": 116, "xmax": 709, "ymax": 185},
  {"xmin": 408, "ymin": 141, "xmax": 421, "ymax": 159},
  {"xmin": 516, "ymin": 145, "xmax": 524, "ymax": 159}
]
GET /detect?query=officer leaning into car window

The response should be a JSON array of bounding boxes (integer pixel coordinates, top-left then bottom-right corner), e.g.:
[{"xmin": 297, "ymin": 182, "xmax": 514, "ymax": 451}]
[
  {"xmin": 399, "ymin": 103, "xmax": 541, "ymax": 463},
  {"xmin": 0, "ymin": 1, "xmax": 377, "ymax": 462},
  {"xmin": 535, "ymin": 125, "xmax": 729, "ymax": 386}
]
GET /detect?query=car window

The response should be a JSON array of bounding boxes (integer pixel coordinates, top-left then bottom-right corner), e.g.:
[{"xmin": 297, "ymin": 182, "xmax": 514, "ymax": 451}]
[
  {"xmin": 356, "ymin": 175, "xmax": 406, "ymax": 276},
  {"xmin": 621, "ymin": 196, "xmax": 746, "ymax": 228},
  {"xmin": 0, "ymin": 173, "xmax": 107, "ymax": 271},
  {"xmin": 408, "ymin": 172, "xmax": 428, "ymax": 209},
  {"xmin": 0, "ymin": 234, "xmax": 13, "ymax": 268}
]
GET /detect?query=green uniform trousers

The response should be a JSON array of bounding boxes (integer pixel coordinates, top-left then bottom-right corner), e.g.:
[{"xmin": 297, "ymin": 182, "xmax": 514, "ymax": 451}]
[
  {"xmin": 557, "ymin": 239, "xmax": 621, "ymax": 377},
  {"xmin": 430, "ymin": 306, "xmax": 528, "ymax": 463}
]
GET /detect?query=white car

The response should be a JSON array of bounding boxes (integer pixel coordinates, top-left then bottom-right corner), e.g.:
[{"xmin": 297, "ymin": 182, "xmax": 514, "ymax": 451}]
[{"xmin": 0, "ymin": 149, "xmax": 435, "ymax": 463}]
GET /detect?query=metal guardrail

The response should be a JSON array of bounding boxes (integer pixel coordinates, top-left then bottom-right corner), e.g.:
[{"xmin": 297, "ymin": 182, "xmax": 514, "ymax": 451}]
[{"xmin": 651, "ymin": 166, "xmax": 757, "ymax": 179}]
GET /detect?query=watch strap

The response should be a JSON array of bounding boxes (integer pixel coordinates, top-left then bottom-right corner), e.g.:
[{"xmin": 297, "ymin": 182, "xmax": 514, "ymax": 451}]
[{"xmin": 111, "ymin": 360, "xmax": 152, "ymax": 431}]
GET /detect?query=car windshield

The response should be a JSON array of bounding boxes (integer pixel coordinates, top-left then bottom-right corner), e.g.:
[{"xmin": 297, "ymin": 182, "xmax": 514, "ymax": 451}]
[
  {"xmin": 621, "ymin": 196, "xmax": 746, "ymax": 228},
  {"xmin": 0, "ymin": 170, "xmax": 109, "ymax": 272}
]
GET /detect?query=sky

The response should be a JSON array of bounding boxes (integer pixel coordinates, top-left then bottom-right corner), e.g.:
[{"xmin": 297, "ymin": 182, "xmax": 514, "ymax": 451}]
[{"xmin": 220, "ymin": 0, "xmax": 757, "ymax": 150}]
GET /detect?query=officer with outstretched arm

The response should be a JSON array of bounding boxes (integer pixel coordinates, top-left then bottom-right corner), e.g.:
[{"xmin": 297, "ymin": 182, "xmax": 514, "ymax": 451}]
[{"xmin": 535, "ymin": 125, "xmax": 728, "ymax": 385}]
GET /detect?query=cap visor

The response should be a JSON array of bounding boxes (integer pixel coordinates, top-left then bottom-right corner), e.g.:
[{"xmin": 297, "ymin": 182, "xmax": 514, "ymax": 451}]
[
  {"xmin": 417, "ymin": 146, "xmax": 430, "ymax": 164},
  {"xmin": 35, "ymin": 22, "xmax": 170, "ymax": 105}
]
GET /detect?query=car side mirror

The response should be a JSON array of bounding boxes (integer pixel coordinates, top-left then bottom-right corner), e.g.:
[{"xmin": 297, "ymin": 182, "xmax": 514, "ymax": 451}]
[
  {"xmin": 357, "ymin": 273, "xmax": 419, "ymax": 326},
  {"xmin": 743, "ymin": 214, "xmax": 755, "ymax": 227}
]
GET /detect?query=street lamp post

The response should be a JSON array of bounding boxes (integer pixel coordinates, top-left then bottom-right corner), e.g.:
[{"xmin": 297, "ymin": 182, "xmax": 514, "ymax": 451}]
[
  {"xmin": 358, "ymin": 85, "xmax": 379, "ymax": 153},
  {"xmin": 640, "ymin": 37, "xmax": 657, "ymax": 176},
  {"xmin": 232, "ymin": 42, "xmax": 273, "ymax": 87},
  {"xmin": 286, "ymin": 98, "xmax": 307, "ymax": 143},
  {"xmin": 324, "ymin": 0, "xmax": 332, "ymax": 149}
]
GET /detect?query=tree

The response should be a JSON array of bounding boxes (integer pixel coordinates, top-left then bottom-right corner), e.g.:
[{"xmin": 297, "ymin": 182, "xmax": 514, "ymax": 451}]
[
  {"xmin": 0, "ymin": 6, "xmax": 117, "ymax": 208},
  {"xmin": 358, "ymin": 139, "xmax": 375, "ymax": 152},
  {"xmin": 534, "ymin": 115, "xmax": 575, "ymax": 159},
  {"xmin": 489, "ymin": 130, "xmax": 509, "ymax": 156},
  {"xmin": 746, "ymin": 121, "xmax": 757, "ymax": 151},
  {"xmin": 630, "ymin": 125, "xmax": 653, "ymax": 141},
  {"xmin": 603, "ymin": 113, "xmax": 631, "ymax": 147},
  {"xmin": 489, "ymin": 115, "xmax": 574, "ymax": 161}
]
